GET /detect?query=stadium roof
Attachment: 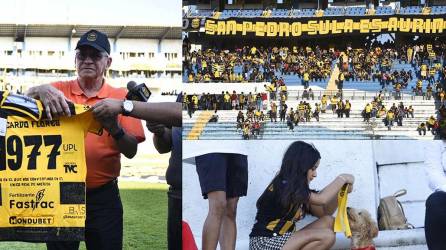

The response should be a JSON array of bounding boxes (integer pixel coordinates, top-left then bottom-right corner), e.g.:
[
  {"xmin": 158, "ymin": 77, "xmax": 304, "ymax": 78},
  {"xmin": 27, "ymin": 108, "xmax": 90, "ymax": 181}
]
[
  {"xmin": 0, "ymin": 0, "xmax": 181, "ymax": 36},
  {"xmin": 0, "ymin": 24, "xmax": 181, "ymax": 40}
]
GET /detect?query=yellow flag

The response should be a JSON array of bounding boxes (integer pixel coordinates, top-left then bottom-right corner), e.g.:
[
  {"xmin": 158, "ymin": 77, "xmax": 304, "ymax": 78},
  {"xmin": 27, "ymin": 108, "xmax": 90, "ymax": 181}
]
[{"xmin": 334, "ymin": 184, "xmax": 352, "ymax": 237}]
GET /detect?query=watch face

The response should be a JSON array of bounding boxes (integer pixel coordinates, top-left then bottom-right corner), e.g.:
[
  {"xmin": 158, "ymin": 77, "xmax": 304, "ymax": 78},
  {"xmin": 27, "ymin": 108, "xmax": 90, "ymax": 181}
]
[{"xmin": 124, "ymin": 101, "xmax": 133, "ymax": 112}]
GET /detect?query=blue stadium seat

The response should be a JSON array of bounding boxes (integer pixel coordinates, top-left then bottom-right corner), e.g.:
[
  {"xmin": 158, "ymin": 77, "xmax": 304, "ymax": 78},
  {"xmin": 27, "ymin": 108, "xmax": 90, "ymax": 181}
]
[
  {"xmin": 198, "ymin": 10, "xmax": 213, "ymax": 17},
  {"xmin": 431, "ymin": 6, "xmax": 446, "ymax": 14},
  {"xmin": 376, "ymin": 6, "xmax": 393, "ymax": 15},
  {"xmin": 324, "ymin": 7, "xmax": 344, "ymax": 16},
  {"xmin": 346, "ymin": 7, "xmax": 365, "ymax": 16}
]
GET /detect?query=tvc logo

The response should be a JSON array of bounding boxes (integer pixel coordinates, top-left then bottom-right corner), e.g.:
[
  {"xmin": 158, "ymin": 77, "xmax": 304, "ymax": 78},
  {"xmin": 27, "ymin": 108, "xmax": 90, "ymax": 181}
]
[{"xmin": 63, "ymin": 163, "xmax": 78, "ymax": 173}]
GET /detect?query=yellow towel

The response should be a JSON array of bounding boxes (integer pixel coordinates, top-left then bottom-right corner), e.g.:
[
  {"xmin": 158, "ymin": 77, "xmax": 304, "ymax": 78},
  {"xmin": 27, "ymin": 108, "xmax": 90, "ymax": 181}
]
[{"xmin": 334, "ymin": 184, "xmax": 352, "ymax": 238}]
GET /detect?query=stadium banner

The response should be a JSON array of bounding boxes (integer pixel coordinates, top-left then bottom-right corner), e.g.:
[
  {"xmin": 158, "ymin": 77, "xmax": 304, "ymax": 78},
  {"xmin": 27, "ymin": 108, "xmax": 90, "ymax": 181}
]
[
  {"xmin": 0, "ymin": 117, "xmax": 87, "ymax": 241},
  {"xmin": 183, "ymin": 17, "xmax": 204, "ymax": 31},
  {"xmin": 202, "ymin": 15, "xmax": 446, "ymax": 38},
  {"xmin": 0, "ymin": 94, "xmax": 100, "ymax": 242}
]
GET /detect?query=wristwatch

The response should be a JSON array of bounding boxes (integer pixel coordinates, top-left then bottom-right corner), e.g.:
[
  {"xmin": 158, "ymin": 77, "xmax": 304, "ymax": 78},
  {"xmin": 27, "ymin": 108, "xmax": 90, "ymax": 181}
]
[{"xmin": 122, "ymin": 100, "xmax": 134, "ymax": 116}]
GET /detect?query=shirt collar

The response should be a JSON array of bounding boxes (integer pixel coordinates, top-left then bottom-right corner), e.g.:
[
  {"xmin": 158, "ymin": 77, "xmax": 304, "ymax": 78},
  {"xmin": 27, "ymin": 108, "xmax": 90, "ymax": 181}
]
[{"xmin": 71, "ymin": 79, "xmax": 110, "ymax": 99}]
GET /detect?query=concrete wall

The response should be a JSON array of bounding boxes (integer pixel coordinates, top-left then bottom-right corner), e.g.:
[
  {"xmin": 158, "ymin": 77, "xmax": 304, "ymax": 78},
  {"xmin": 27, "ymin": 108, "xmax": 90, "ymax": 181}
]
[
  {"xmin": 183, "ymin": 140, "xmax": 429, "ymax": 249},
  {"xmin": 183, "ymin": 83, "xmax": 267, "ymax": 95},
  {"xmin": 115, "ymin": 39, "xmax": 159, "ymax": 53},
  {"xmin": 20, "ymin": 37, "xmax": 181, "ymax": 54},
  {"xmin": 0, "ymin": 37, "xmax": 181, "ymax": 74},
  {"xmin": 25, "ymin": 37, "xmax": 69, "ymax": 51},
  {"xmin": 0, "ymin": 38, "xmax": 15, "ymax": 51}
]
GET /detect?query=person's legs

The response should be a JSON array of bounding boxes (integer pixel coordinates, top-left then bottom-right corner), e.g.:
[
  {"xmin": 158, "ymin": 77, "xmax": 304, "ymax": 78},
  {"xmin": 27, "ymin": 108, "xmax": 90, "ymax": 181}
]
[
  {"xmin": 168, "ymin": 187, "xmax": 182, "ymax": 250},
  {"xmin": 218, "ymin": 153, "xmax": 248, "ymax": 250},
  {"xmin": 196, "ymin": 153, "xmax": 231, "ymax": 250},
  {"xmin": 84, "ymin": 180, "xmax": 123, "ymax": 250},
  {"xmin": 282, "ymin": 216, "xmax": 335, "ymax": 250},
  {"xmin": 425, "ymin": 191, "xmax": 446, "ymax": 250},
  {"xmin": 203, "ymin": 191, "xmax": 228, "ymax": 250},
  {"xmin": 219, "ymin": 197, "xmax": 239, "ymax": 250}
]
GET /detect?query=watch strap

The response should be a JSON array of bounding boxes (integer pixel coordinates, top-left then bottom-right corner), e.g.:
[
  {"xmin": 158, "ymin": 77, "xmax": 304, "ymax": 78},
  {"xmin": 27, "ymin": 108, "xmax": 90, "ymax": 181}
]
[{"xmin": 111, "ymin": 127, "xmax": 125, "ymax": 140}]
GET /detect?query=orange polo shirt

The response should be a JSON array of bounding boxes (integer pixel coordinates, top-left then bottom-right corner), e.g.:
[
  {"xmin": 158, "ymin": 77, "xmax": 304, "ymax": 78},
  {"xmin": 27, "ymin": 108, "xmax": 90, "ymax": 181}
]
[{"xmin": 52, "ymin": 79, "xmax": 145, "ymax": 189}]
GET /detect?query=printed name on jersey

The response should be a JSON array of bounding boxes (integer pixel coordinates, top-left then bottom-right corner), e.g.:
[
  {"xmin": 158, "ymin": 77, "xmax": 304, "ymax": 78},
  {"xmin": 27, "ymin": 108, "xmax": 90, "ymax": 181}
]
[{"xmin": 7, "ymin": 120, "xmax": 61, "ymax": 129}]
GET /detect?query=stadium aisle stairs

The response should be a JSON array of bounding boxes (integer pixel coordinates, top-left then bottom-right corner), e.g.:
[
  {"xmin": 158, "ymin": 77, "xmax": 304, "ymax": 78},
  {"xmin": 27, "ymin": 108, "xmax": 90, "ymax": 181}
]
[
  {"xmin": 325, "ymin": 64, "xmax": 340, "ymax": 94},
  {"xmin": 186, "ymin": 111, "xmax": 213, "ymax": 139},
  {"xmin": 183, "ymin": 96, "xmax": 436, "ymax": 140}
]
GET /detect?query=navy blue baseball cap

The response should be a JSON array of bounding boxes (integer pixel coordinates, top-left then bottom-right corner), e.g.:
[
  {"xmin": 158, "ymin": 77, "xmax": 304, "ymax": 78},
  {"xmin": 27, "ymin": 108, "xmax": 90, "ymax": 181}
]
[{"xmin": 76, "ymin": 29, "xmax": 110, "ymax": 54}]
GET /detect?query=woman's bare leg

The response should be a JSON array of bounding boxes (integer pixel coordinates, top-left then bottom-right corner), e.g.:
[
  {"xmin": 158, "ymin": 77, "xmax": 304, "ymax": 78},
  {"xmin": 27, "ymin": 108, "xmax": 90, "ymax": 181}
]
[{"xmin": 282, "ymin": 216, "xmax": 335, "ymax": 250}]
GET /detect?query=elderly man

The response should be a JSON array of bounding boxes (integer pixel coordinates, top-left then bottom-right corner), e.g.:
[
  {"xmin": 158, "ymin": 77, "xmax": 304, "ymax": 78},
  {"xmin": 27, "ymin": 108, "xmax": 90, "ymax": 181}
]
[{"xmin": 26, "ymin": 29, "xmax": 145, "ymax": 250}]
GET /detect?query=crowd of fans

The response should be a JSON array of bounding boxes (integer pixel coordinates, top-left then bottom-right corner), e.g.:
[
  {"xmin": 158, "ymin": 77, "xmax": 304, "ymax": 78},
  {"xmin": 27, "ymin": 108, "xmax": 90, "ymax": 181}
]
[
  {"xmin": 183, "ymin": 42, "xmax": 336, "ymax": 84},
  {"xmin": 357, "ymin": 90, "xmax": 440, "ymax": 135},
  {"xmin": 184, "ymin": 88, "xmax": 439, "ymax": 138},
  {"xmin": 184, "ymin": 38, "xmax": 446, "ymax": 95}
]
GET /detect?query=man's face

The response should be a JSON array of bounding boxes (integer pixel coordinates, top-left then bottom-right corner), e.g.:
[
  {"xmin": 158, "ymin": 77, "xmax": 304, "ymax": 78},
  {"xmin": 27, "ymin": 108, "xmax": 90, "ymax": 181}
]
[{"xmin": 75, "ymin": 46, "xmax": 111, "ymax": 80}]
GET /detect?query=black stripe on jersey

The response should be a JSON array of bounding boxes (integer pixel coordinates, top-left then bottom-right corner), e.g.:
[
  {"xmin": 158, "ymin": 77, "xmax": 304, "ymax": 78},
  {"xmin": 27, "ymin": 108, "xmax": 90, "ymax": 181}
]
[
  {"xmin": 1, "ymin": 106, "xmax": 41, "ymax": 119},
  {"xmin": 2, "ymin": 102, "xmax": 40, "ymax": 120}
]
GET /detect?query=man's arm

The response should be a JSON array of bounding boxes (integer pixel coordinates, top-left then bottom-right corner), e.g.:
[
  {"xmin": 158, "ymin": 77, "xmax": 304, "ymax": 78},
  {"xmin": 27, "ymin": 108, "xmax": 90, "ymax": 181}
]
[
  {"xmin": 98, "ymin": 115, "xmax": 138, "ymax": 159},
  {"xmin": 91, "ymin": 99, "xmax": 181, "ymax": 127}
]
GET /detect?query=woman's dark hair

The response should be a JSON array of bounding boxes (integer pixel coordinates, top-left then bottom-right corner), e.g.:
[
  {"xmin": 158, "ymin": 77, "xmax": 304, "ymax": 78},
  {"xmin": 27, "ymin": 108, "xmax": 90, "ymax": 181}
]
[{"xmin": 259, "ymin": 141, "xmax": 321, "ymax": 211}]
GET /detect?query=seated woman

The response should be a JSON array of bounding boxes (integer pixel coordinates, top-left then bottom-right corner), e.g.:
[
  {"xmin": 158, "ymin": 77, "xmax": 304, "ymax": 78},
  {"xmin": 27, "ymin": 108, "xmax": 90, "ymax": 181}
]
[{"xmin": 249, "ymin": 141, "xmax": 354, "ymax": 250}]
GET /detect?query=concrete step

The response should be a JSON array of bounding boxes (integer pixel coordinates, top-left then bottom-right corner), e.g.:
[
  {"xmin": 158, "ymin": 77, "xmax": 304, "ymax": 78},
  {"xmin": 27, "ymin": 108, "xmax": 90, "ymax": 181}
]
[
  {"xmin": 189, "ymin": 134, "xmax": 434, "ymax": 140},
  {"xmin": 185, "ymin": 121, "xmax": 436, "ymax": 127}
]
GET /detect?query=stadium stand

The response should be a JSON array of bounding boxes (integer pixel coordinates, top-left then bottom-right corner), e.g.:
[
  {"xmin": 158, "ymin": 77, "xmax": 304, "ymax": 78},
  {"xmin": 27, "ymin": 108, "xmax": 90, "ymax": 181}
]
[
  {"xmin": 183, "ymin": 88, "xmax": 436, "ymax": 140},
  {"xmin": 186, "ymin": 5, "xmax": 446, "ymax": 19},
  {"xmin": 0, "ymin": 25, "xmax": 181, "ymax": 95}
]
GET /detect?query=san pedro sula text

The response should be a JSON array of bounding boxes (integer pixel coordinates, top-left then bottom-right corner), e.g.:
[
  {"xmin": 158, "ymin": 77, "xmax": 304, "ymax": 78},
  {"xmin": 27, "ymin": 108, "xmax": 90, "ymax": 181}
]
[
  {"xmin": 205, "ymin": 17, "xmax": 446, "ymax": 37},
  {"xmin": 7, "ymin": 120, "xmax": 60, "ymax": 129}
]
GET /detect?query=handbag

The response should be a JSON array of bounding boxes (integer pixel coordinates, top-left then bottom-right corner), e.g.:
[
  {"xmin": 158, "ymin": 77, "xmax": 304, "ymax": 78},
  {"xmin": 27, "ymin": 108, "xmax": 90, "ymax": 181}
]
[{"xmin": 377, "ymin": 189, "xmax": 413, "ymax": 230}]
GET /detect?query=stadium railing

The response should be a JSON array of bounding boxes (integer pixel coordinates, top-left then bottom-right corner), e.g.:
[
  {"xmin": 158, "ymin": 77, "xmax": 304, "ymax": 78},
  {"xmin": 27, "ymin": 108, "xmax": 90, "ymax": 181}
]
[{"xmin": 186, "ymin": 5, "xmax": 446, "ymax": 18}]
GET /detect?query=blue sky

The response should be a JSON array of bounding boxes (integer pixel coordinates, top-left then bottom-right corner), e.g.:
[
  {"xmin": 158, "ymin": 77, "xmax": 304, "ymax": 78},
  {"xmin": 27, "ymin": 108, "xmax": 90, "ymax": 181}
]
[{"xmin": 0, "ymin": 0, "xmax": 181, "ymax": 26}]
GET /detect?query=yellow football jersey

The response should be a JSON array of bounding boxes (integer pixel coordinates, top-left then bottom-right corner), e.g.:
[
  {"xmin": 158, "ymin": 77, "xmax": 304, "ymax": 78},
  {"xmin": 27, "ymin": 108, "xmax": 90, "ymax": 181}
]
[{"xmin": 0, "ymin": 91, "xmax": 101, "ymax": 241}]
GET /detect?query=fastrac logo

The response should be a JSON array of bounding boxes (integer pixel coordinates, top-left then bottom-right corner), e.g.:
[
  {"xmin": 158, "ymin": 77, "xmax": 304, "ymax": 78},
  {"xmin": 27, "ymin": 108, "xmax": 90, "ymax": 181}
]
[
  {"xmin": 9, "ymin": 189, "xmax": 55, "ymax": 210},
  {"xmin": 36, "ymin": 189, "xmax": 45, "ymax": 203}
]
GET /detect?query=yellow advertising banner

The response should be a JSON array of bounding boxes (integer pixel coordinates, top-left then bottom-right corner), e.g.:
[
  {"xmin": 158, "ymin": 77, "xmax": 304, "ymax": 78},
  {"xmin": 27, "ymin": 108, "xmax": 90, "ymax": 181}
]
[
  {"xmin": 0, "ymin": 92, "xmax": 101, "ymax": 241},
  {"xmin": 203, "ymin": 16, "xmax": 446, "ymax": 37}
]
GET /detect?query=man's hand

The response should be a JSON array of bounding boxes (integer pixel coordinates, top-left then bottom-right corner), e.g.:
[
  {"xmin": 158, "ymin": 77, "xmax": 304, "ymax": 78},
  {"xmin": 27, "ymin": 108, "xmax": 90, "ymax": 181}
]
[
  {"xmin": 91, "ymin": 99, "xmax": 123, "ymax": 120},
  {"xmin": 26, "ymin": 85, "xmax": 71, "ymax": 120},
  {"xmin": 94, "ymin": 113, "xmax": 120, "ymax": 134},
  {"xmin": 147, "ymin": 121, "xmax": 172, "ymax": 154},
  {"xmin": 146, "ymin": 121, "xmax": 166, "ymax": 136}
]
